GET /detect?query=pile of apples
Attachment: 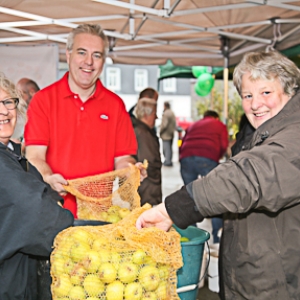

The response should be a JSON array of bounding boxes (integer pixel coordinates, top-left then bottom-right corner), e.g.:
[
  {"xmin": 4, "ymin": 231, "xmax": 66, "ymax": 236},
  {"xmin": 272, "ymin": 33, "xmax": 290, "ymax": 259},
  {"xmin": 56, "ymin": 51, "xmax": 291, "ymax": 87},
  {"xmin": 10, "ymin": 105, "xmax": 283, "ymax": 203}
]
[
  {"xmin": 79, "ymin": 205, "xmax": 131, "ymax": 223},
  {"xmin": 100, "ymin": 205, "xmax": 131, "ymax": 224},
  {"xmin": 51, "ymin": 227, "xmax": 170, "ymax": 300}
]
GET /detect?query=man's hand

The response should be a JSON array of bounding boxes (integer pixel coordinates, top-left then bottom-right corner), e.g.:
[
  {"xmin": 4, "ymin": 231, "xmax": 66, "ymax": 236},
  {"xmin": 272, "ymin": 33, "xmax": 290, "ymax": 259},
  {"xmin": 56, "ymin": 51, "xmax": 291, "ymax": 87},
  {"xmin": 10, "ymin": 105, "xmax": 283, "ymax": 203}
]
[
  {"xmin": 136, "ymin": 203, "xmax": 173, "ymax": 231},
  {"xmin": 135, "ymin": 161, "xmax": 148, "ymax": 182},
  {"xmin": 115, "ymin": 155, "xmax": 148, "ymax": 182},
  {"xmin": 44, "ymin": 173, "xmax": 68, "ymax": 196}
]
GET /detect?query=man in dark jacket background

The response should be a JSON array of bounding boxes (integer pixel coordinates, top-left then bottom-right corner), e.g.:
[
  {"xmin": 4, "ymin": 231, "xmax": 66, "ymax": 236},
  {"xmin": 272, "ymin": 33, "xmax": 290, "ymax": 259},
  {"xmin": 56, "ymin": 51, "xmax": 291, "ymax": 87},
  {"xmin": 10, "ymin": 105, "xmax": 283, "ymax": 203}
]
[{"xmin": 131, "ymin": 97, "xmax": 162, "ymax": 206}]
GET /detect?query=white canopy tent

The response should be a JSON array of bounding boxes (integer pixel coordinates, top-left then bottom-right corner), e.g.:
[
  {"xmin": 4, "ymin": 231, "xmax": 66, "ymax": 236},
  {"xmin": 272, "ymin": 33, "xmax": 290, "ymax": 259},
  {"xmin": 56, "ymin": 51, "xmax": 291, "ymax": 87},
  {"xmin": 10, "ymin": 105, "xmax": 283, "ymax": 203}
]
[
  {"xmin": 0, "ymin": 0, "xmax": 300, "ymax": 67},
  {"xmin": 1, "ymin": 0, "xmax": 300, "ymax": 121}
]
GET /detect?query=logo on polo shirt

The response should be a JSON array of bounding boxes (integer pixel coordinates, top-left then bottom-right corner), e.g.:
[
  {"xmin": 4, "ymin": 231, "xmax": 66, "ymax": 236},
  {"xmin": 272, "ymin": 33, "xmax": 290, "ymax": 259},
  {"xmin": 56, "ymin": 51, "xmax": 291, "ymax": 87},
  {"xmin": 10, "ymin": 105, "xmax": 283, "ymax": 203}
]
[{"xmin": 100, "ymin": 114, "xmax": 109, "ymax": 120}]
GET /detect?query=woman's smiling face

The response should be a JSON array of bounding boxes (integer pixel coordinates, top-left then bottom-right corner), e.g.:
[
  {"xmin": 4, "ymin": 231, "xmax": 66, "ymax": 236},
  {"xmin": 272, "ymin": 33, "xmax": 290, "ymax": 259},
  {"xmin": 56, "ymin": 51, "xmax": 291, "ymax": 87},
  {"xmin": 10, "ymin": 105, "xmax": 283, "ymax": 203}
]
[
  {"xmin": 0, "ymin": 88, "xmax": 17, "ymax": 145},
  {"xmin": 241, "ymin": 72, "xmax": 291, "ymax": 129}
]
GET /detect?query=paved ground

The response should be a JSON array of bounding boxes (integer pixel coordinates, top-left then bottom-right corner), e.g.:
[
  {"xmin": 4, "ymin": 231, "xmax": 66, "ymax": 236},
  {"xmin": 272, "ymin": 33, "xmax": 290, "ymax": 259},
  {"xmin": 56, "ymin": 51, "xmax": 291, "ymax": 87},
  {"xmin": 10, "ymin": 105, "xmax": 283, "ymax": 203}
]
[{"xmin": 161, "ymin": 156, "xmax": 220, "ymax": 300}]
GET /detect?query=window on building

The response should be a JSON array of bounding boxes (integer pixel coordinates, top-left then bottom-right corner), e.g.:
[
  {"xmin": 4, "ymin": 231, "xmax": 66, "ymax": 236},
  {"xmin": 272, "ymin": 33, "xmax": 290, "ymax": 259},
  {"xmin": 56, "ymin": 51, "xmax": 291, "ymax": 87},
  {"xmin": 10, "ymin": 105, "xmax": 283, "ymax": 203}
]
[
  {"xmin": 134, "ymin": 69, "xmax": 148, "ymax": 91},
  {"xmin": 106, "ymin": 67, "xmax": 121, "ymax": 90},
  {"xmin": 163, "ymin": 77, "xmax": 177, "ymax": 92}
]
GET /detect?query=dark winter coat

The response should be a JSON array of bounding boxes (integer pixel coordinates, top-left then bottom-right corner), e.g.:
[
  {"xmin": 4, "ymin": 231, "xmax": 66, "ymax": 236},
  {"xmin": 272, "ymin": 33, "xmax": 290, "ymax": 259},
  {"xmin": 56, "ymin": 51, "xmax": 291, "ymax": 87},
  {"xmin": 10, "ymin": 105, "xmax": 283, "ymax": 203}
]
[
  {"xmin": 165, "ymin": 91, "xmax": 300, "ymax": 299},
  {"xmin": 0, "ymin": 141, "xmax": 73, "ymax": 300},
  {"xmin": 131, "ymin": 117, "xmax": 162, "ymax": 206}
]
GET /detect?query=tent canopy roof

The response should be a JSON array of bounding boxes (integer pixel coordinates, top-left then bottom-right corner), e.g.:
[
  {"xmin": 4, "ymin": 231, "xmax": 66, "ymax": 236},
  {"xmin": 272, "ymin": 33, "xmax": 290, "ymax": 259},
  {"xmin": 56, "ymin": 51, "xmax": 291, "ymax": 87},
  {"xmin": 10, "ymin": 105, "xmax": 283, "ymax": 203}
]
[{"xmin": 1, "ymin": 0, "xmax": 300, "ymax": 66}]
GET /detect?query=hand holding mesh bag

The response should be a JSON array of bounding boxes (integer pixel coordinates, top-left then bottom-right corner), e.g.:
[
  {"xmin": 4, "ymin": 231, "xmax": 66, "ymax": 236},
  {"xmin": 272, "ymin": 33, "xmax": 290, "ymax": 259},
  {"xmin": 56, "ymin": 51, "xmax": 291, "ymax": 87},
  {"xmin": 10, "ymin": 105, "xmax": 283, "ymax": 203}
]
[{"xmin": 63, "ymin": 164, "xmax": 142, "ymax": 221}]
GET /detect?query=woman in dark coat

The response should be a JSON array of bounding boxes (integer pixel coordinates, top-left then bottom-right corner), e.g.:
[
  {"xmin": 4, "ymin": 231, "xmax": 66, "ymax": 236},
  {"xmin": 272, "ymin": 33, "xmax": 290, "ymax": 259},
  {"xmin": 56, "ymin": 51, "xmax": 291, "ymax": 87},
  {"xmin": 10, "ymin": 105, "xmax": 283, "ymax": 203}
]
[
  {"xmin": 0, "ymin": 73, "xmax": 74, "ymax": 299},
  {"xmin": 136, "ymin": 51, "xmax": 300, "ymax": 299}
]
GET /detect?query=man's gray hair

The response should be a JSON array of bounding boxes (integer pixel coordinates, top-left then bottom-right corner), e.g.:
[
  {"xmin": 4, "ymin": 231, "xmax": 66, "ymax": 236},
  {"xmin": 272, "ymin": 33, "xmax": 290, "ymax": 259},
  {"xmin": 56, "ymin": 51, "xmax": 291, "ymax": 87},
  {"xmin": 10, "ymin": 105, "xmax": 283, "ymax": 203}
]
[
  {"xmin": 66, "ymin": 24, "xmax": 108, "ymax": 57},
  {"xmin": 135, "ymin": 98, "xmax": 157, "ymax": 119},
  {"xmin": 233, "ymin": 50, "xmax": 300, "ymax": 97}
]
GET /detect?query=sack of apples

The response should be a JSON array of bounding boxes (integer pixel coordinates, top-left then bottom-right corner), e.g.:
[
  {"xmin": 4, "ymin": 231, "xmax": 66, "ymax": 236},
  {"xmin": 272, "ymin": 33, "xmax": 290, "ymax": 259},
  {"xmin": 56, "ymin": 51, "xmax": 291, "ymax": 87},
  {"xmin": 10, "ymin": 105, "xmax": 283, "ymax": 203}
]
[
  {"xmin": 50, "ymin": 204, "xmax": 183, "ymax": 300},
  {"xmin": 63, "ymin": 164, "xmax": 142, "ymax": 222}
]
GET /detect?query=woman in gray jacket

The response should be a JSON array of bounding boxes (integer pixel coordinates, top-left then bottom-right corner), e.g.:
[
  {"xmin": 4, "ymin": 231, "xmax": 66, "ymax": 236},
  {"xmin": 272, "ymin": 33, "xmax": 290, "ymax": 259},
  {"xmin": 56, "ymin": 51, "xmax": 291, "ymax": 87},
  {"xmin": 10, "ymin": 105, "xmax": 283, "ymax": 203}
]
[{"xmin": 137, "ymin": 50, "xmax": 300, "ymax": 300}]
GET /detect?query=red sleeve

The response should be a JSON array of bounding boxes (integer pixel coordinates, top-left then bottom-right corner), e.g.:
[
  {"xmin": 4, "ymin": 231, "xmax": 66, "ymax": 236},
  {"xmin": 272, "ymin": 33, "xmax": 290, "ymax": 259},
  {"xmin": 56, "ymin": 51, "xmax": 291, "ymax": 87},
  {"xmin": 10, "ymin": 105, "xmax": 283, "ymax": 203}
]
[{"xmin": 24, "ymin": 91, "xmax": 50, "ymax": 146}]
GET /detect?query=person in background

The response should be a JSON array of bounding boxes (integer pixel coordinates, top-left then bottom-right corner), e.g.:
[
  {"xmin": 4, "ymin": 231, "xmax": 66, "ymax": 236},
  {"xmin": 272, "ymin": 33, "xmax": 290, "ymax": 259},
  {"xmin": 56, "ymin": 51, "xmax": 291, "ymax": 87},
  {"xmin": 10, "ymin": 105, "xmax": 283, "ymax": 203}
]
[
  {"xmin": 131, "ymin": 97, "xmax": 162, "ymax": 206},
  {"xmin": 128, "ymin": 87, "xmax": 159, "ymax": 118},
  {"xmin": 24, "ymin": 24, "xmax": 146, "ymax": 218},
  {"xmin": 0, "ymin": 72, "xmax": 73, "ymax": 299},
  {"xmin": 17, "ymin": 78, "xmax": 40, "ymax": 106},
  {"xmin": 231, "ymin": 113, "xmax": 255, "ymax": 156},
  {"xmin": 136, "ymin": 50, "xmax": 300, "ymax": 299},
  {"xmin": 179, "ymin": 110, "xmax": 228, "ymax": 243},
  {"xmin": 11, "ymin": 78, "xmax": 40, "ymax": 142},
  {"xmin": 160, "ymin": 101, "xmax": 176, "ymax": 167}
]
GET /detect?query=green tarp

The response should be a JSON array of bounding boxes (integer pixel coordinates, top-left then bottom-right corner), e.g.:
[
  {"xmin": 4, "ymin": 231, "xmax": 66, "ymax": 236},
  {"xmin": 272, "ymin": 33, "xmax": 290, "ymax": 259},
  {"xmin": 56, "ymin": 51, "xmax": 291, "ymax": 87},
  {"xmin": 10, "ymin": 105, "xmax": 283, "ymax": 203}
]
[{"xmin": 158, "ymin": 60, "xmax": 229, "ymax": 81}]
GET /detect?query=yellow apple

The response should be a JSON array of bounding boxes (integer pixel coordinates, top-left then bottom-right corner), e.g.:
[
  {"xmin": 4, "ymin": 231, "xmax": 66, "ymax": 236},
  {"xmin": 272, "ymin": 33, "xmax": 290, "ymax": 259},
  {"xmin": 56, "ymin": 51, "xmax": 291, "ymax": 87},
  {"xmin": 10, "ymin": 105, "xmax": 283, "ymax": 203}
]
[
  {"xmin": 107, "ymin": 205, "xmax": 121, "ymax": 214},
  {"xmin": 52, "ymin": 274, "xmax": 72, "ymax": 298},
  {"xmin": 143, "ymin": 256, "xmax": 157, "ymax": 267},
  {"xmin": 51, "ymin": 257, "xmax": 66, "ymax": 275},
  {"xmin": 132, "ymin": 249, "xmax": 147, "ymax": 265},
  {"xmin": 106, "ymin": 280, "xmax": 124, "ymax": 300},
  {"xmin": 99, "ymin": 211, "xmax": 108, "ymax": 221},
  {"xmin": 118, "ymin": 262, "xmax": 139, "ymax": 283},
  {"xmin": 156, "ymin": 281, "xmax": 168, "ymax": 300},
  {"xmin": 98, "ymin": 249, "xmax": 111, "ymax": 263},
  {"xmin": 180, "ymin": 236, "xmax": 190, "ymax": 242},
  {"xmin": 68, "ymin": 285, "xmax": 85, "ymax": 300},
  {"xmin": 106, "ymin": 213, "xmax": 121, "ymax": 224},
  {"xmin": 63, "ymin": 258, "xmax": 75, "ymax": 274},
  {"xmin": 92, "ymin": 236, "xmax": 110, "ymax": 251},
  {"xmin": 98, "ymin": 262, "xmax": 117, "ymax": 283},
  {"xmin": 158, "ymin": 264, "xmax": 170, "ymax": 280},
  {"xmin": 110, "ymin": 251, "xmax": 121, "ymax": 270},
  {"xmin": 118, "ymin": 208, "xmax": 131, "ymax": 219},
  {"xmin": 83, "ymin": 274, "xmax": 105, "ymax": 297},
  {"xmin": 124, "ymin": 282, "xmax": 143, "ymax": 300},
  {"xmin": 55, "ymin": 236, "xmax": 74, "ymax": 257},
  {"xmin": 70, "ymin": 264, "xmax": 87, "ymax": 285},
  {"xmin": 83, "ymin": 249, "xmax": 102, "ymax": 273},
  {"xmin": 139, "ymin": 265, "xmax": 160, "ymax": 291},
  {"xmin": 71, "ymin": 228, "xmax": 94, "ymax": 246},
  {"xmin": 70, "ymin": 242, "xmax": 91, "ymax": 263}
]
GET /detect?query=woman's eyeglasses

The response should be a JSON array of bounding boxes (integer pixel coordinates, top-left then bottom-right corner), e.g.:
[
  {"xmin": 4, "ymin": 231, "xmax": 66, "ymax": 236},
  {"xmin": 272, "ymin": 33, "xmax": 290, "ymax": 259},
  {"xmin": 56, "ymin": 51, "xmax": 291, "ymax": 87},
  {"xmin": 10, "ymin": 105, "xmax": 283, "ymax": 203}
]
[{"xmin": 0, "ymin": 98, "xmax": 19, "ymax": 110}]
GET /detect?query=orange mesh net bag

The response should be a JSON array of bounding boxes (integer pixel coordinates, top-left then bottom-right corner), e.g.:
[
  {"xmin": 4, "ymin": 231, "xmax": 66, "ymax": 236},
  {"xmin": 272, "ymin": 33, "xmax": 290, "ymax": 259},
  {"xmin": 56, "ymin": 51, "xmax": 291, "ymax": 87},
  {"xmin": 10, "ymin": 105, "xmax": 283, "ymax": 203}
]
[
  {"xmin": 63, "ymin": 164, "xmax": 143, "ymax": 221},
  {"xmin": 50, "ymin": 204, "xmax": 183, "ymax": 300}
]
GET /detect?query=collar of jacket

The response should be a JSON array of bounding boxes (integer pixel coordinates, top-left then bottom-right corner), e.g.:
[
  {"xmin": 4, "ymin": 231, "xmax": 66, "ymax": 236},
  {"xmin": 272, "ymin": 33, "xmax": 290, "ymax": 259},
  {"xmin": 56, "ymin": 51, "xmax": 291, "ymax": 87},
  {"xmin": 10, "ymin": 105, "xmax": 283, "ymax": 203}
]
[
  {"xmin": 249, "ymin": 90, "xmax": 300, "ymax": 147},
  {"xmin": 0, "ymin": 140, "xmax": 22, "ymax": 156},
  {"xmin": 131, "ymin": 116, "xmax": 155, "ymax": 132}
]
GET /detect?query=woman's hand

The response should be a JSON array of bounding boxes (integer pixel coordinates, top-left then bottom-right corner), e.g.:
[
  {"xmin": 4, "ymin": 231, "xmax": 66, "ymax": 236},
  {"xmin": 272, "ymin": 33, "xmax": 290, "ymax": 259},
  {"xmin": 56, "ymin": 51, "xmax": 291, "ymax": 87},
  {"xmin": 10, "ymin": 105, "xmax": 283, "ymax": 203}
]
[
  {"xmin": 44, "ymin": 173, "xmax": 68, "ymax": 196},
  {"xmin": 136, "ymin": 203, "xmax": 173, "ymax": 231}
]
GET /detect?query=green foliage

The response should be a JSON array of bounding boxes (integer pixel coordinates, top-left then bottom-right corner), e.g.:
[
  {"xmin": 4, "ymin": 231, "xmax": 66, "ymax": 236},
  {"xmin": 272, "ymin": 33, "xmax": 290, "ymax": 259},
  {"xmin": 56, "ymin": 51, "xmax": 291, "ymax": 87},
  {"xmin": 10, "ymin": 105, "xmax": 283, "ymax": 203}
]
[{"xmin": 195, "ymin": 81, "xmax": 244, "ymax": 139}]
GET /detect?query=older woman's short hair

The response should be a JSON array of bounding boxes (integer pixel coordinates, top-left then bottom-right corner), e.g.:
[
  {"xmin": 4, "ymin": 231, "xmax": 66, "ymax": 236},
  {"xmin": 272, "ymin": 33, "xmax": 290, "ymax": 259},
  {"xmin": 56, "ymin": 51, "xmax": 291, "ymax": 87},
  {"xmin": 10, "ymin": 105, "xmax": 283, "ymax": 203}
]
[
  {"xmin": 135, "ymin": 98, "xmax": 157, "ymax": 120},
  {"xmin": 233, "ymin": 50, "xmax": 300, "ymax": 97},
  {"xmin": 0, "ymin": 73, "xmax": 26, "ymax": 120},
  {"xmin": 66, "ymin": 24, "xmax": 108, "ymax": 57}
]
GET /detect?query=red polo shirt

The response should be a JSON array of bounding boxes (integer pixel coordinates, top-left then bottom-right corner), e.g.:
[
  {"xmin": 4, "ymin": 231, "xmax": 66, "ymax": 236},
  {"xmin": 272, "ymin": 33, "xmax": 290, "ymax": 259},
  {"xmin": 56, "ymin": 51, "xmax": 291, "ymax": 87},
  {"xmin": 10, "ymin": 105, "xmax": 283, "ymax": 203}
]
[{"xmin": 24, "ymin": 72, "xmax": 137, "ymax": 217}]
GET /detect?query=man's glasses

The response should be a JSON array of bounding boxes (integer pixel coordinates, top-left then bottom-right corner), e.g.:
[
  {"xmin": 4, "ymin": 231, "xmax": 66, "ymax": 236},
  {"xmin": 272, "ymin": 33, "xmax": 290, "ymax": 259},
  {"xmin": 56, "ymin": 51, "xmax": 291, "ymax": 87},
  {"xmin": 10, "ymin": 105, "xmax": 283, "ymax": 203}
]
[{"xmin": 0, "ymin": 98, "xmax": 19, "ymax": 110}]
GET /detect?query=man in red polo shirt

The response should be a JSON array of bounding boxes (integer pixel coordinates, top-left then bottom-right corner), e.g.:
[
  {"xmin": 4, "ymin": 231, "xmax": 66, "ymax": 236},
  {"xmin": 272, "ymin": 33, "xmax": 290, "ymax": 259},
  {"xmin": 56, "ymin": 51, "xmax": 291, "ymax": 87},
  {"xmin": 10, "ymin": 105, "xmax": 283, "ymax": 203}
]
[{"xmin": 24, "ymin": 24, "xmax": 146, "ymax": 218}]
